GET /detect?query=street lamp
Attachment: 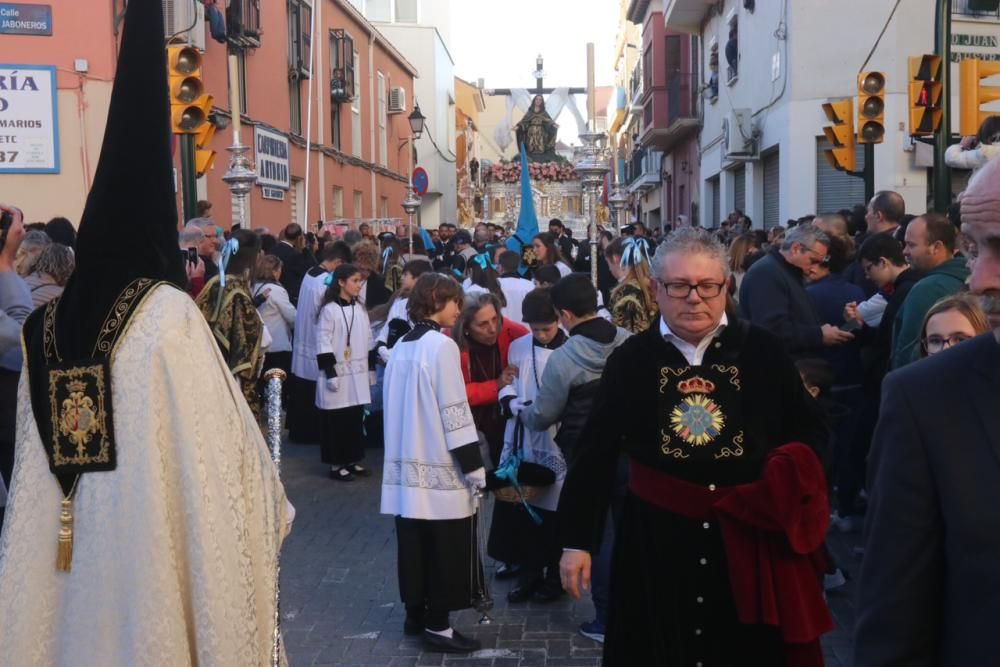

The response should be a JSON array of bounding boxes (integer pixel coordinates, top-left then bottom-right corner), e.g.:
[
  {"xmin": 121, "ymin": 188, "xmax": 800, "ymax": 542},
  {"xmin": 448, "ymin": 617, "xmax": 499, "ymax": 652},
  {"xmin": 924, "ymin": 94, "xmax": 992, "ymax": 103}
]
[
  {"xmin": 403, "ymin": 102, "xmax": 426, "ymax": 255},
  {"xmin": 408, "ymin": 103, "xmax": 426, "ymax": 138}
]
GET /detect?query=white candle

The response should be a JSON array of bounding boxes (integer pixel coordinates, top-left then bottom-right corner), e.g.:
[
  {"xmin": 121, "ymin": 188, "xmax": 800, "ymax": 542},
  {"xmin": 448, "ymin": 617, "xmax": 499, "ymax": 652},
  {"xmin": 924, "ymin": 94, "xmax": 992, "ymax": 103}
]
[{"xmin": 228, "ymin": 55, "xmax": 241, "ymax": 142}]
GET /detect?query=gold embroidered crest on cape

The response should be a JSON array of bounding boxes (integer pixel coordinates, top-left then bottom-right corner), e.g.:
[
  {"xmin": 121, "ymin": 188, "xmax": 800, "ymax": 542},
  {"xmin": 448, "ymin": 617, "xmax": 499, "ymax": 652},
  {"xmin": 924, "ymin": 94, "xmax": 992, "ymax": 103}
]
[{"xmin": 48, "ymin": 363, "xmax": 112, "ymax": 467}]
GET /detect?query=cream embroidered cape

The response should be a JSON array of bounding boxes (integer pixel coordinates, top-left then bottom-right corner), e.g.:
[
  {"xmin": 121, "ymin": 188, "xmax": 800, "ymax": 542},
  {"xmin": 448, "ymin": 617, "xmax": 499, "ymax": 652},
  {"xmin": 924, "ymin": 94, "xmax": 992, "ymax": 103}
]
[{"xmin": 0, "ymin": 285, "xmax": 288, "ymax": 666}]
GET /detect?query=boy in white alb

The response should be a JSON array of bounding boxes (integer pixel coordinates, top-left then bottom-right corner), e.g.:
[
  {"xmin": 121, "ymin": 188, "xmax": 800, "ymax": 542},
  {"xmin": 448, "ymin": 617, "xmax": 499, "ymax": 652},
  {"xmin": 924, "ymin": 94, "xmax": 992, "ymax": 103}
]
[
  {"xmin": 491, "ymin": 288, "xmax": 569, "ymax": 603},
  {"xmin": 381, "ymin": 274, "xmax": 487, "ymax": 654}
]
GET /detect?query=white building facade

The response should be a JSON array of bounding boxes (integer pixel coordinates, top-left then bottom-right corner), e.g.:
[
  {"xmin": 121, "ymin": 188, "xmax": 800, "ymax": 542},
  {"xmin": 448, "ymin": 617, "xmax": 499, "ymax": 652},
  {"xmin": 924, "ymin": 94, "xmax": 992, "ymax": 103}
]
[
  {"xmin": 666, "ymin": 0, "xmax": 1000, "ymax": 228},
  {"xmin": 356, "ymin": 0, "xmax": 458, "ymax": 228}
]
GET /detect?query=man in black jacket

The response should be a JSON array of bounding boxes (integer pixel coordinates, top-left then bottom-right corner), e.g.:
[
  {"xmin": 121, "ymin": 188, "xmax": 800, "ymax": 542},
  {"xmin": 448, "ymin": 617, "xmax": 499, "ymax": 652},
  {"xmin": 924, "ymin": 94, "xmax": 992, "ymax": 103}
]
[
  {"xmin": 272, "ymin": 223, "xmax": 315, "ymax": 305},
  {"xmin": 739, "ymin": 224, "xmax": 853, "ymax": 356},
  {"xmin": 854, "ymin": 156, "xmax": 1000, "ymax": 666},
  {"xmin": 835, "ymin": 233, "xmax": 919, "ymax": 531}
]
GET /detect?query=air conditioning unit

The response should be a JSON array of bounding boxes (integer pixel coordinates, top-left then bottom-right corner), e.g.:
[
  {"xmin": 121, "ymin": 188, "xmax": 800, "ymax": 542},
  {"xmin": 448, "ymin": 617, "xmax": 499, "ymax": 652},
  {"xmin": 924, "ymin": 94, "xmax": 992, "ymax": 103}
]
[
  {"xmin": 162, "ymin": 0, "xmax": 205, "ymax": 51},
  {"xmin": 722, "ymin": 108, "xmax": 753, "ymax": 158},
  {"xmin": 388, "ymin": 87, "xmax": 407, "ymax": 113}
]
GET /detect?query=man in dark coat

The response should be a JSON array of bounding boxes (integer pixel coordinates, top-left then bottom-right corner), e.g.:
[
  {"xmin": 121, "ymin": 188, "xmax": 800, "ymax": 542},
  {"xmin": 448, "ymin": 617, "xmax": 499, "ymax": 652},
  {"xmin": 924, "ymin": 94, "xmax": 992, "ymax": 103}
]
[
  {"xmin": 272, "ymin": 222, "xmax": 315, "ymax": 305},
  {"xmin": 559, "ymin": 227, "xmax": 830, "ymax": 666},
  {"xmin": 854, "ymin": 155, "xmax": 1000, "ymax": 666},
  {"xmin": 739, "ymin": 224, "xmax": 854, "ymax": 356}
]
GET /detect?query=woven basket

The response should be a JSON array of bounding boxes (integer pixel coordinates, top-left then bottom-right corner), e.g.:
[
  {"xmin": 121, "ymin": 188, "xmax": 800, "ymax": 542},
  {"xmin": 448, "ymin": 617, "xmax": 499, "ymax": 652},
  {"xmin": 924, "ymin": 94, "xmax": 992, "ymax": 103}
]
[{"xmin": 494, "ymin": 485, "xmax": 543, "ymax": 504}]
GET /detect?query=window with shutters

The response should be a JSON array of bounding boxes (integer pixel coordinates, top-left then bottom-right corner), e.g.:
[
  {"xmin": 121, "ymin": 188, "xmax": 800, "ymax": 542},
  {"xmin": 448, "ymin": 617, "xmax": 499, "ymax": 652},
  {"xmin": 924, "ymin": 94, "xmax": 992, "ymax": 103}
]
[
  {"xmin": 378, "ymin": 72, "xmax": 387, "ymax": 166},
  {"xmin": 354, "ymin": 191, "xmax": 364, "ymax": 218},
  {"xmin": 226, "ymin": 0, "xmax": 262, "ymax": 48},
  {"xmin": 332, "ymin": 186, "xmax": 344, "ymax": 218},
  {"xmin": 287, "ymin": 0, "xmax": 312, "ymax": 80},
  {"xmin": 394, "ymin": 0, "xmax": 418, "ymax": 23},
  {"xmin": 351, "ymin": 50, "xmax": 362, "ymax": 157},
  {"xmin": 330, "ymin": 29, "xmax": 355, "ymax": 103}
]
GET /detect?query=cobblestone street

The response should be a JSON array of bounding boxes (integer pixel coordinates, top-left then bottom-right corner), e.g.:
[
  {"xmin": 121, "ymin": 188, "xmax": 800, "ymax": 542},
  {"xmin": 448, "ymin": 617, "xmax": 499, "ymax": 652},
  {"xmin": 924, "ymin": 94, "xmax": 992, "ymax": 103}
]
[{"xmin": 279, "ymin": 442, "xmax": 862, "ymax": 666}]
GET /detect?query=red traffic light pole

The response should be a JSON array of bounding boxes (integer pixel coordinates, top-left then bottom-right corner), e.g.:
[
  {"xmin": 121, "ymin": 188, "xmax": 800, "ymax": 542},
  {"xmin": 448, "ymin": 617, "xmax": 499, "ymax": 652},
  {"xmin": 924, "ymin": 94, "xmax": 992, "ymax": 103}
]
[{"xmin": 934, "ymin": 0, "xmax": 952, "ymax": 212}]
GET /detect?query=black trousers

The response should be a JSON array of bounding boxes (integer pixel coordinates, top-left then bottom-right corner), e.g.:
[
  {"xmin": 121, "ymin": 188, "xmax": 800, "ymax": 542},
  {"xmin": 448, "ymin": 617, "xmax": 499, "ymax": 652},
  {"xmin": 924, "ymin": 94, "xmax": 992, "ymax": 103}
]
[
  {"xmin": 0, "ymin": 369, "xmax": 20, "ymax": 531},
  {"xmin": 395, "ymin": 514, "xmax": 485, "ymax": 625},
  {"xmin": 287, "ymin": 373, "xmax": 321, "ymax": 444},
  {"xmin": 319, "ymin": 405, "xmax": 365, "ymax": 465}
]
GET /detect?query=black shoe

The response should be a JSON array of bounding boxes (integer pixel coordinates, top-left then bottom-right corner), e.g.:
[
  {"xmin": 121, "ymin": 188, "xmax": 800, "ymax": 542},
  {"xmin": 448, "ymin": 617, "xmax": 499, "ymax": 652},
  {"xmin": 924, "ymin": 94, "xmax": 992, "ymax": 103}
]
[
  {"xmin": 506, "ymin": 577, "xmax": 540, "ymax": 603},
  {"xmin": 495, "ymin": 562, "xmax": 520, "ymax": 580},
  {"xmin": 403, "ymin": 615, "xmax": 424, "ymax": 636},
  {"xmin": 348, "ymin": 463, "xmax": 373, "ymax": 477},
  {"xmin": 532, "ymin": 577, "xmax": 565, "ymax": 603},
  {"xmin": 329, "ymin": 467, "xmax": 355, "ymax": 481},
  {"xmin": 421, "ymin": 629, "xmax": 481, "ymax": 654}
]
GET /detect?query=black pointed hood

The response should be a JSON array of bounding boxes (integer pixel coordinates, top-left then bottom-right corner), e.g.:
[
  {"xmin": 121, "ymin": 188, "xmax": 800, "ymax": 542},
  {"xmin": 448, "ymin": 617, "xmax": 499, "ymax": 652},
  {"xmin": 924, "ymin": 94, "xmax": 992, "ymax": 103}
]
[{"xmin": 55, "ymin": 0, "xmax": 185, "ymax": 359}]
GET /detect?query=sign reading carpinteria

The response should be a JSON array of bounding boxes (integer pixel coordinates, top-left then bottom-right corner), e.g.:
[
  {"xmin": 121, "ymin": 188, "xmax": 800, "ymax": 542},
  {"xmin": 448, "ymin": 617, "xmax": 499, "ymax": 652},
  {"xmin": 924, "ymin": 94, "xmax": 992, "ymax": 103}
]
[{"xmin": 0, "ymin": 64, "xmax": 59, "ymax": 174}]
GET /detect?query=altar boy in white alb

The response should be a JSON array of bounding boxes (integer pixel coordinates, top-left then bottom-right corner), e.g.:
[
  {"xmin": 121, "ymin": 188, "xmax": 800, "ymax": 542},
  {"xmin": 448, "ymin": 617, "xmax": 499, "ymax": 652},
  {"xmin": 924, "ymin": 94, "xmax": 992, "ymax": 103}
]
[{"xmin": 381, "ymin": 274, "xmax": 488, "ymax": 654}]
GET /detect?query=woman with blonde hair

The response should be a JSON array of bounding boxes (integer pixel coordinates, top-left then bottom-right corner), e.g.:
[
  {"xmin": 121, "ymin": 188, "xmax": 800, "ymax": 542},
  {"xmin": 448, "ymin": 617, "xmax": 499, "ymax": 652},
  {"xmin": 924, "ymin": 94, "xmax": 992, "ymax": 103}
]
[
  {"xmin": 919, "ymin": 293, "xmax": 990, "ymax": 358},
  {"xmin": 727, "ymin": 233, "xmax": 757, "ymax": 299},
  {"xmin": 604, "ymin": 236, "xmax": 658, "ymax": 333}
]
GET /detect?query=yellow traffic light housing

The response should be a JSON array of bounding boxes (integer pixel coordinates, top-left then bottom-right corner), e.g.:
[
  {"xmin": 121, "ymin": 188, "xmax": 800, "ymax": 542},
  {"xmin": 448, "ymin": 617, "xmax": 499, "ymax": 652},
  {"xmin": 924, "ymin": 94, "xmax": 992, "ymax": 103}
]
[
  {"xmin": 959, "ymin": 58, "xmax": 1000, "ymax": 137},
  {"xmin": 857, "ymin": 71, "xmax": 886, "ymax": 144},
  {"xmin": 822, "ymin": 99, "xmax": 856, "ymax": 173},
  {"xmin": 167, "ymin": 46, "xmax": 207, "ymax": 134},
  {"xmin": 908, "ymin": 55, "xmax": 943, "ymax": 136},
  {"xmin": 193, "ymin": 96, "xmax": 216, "ymax": 177}
]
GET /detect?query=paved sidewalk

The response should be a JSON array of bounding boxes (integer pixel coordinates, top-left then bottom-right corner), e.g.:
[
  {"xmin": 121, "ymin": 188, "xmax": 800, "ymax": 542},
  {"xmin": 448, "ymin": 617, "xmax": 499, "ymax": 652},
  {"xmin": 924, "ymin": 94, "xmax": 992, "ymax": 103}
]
[{"xmin": 278, "ymin": 442, "xmax": 862, "ymax": 666}]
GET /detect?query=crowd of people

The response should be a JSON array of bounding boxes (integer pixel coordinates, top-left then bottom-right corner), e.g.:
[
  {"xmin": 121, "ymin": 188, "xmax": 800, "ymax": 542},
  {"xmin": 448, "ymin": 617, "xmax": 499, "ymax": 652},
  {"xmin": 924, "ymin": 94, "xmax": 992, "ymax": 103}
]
[
  {"xmin": 2, "ymin": 171, "xmax": 999, "ymax": 661},
  {"xmin": 1, "ymin": 5, "xmax": 998, "ymax": 659}
]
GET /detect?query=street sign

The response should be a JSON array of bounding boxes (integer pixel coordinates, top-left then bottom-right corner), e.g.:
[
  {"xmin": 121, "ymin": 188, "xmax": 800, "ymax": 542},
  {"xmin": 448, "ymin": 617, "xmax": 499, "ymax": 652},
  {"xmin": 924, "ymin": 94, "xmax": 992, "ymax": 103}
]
[
  {"xmin": 0, "ymin": 4, "xmax": 52, "ymax": 36},
  {"xmin": 412, "ymin": 166, "xmax": 428, "ymax": 196}
]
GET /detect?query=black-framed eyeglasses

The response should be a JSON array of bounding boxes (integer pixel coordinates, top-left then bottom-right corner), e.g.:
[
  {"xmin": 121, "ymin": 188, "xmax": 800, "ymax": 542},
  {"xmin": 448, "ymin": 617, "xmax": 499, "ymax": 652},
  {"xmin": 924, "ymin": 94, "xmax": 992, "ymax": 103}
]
[
  {"xmin": 922, "ymin": 333, "xmax": 972, "ymax": 353},
  {"xmin": 658, "ymin": 280, "xmax": 726, "ymax": 299}
]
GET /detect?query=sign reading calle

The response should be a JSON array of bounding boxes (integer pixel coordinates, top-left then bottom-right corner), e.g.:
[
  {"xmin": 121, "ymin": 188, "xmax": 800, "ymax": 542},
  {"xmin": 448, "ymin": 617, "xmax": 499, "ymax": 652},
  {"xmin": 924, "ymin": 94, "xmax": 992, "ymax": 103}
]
[
  {"xmin": 0, "ymin": 3, "xmax": 52, "ymax": 36},
  {"xmin": 254, "ymin": 125, "xmax": 290, "ymax": 190},
  {"xmin": 0, "ymin": 64, "xmax": 59, "ymax": 173}
]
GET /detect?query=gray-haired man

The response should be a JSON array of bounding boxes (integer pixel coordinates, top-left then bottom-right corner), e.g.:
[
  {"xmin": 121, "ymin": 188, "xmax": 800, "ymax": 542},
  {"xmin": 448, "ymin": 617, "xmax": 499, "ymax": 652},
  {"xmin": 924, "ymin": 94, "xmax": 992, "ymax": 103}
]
[
  {"xmin": 739, "ymin": 224, "xmax": 853, "ymax": 356},
  {"xmin": 558, "ymin": 227, "xmax": 830, "ymax": 664}
]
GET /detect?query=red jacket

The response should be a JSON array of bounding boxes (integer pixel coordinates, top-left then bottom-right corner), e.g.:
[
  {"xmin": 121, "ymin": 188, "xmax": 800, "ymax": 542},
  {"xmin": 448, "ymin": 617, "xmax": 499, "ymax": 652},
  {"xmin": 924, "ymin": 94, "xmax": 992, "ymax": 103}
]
[{"xmin": 459, "ymin": 319, "xmax": 529, "ymax": 407}]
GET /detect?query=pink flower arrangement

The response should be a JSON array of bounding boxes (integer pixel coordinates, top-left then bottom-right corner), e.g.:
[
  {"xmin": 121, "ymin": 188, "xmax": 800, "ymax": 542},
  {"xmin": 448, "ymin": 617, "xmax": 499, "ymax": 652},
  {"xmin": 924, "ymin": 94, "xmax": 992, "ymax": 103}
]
[{"xmin": 486, "ymin": 160, "xmax": 577, "ymax": 184}]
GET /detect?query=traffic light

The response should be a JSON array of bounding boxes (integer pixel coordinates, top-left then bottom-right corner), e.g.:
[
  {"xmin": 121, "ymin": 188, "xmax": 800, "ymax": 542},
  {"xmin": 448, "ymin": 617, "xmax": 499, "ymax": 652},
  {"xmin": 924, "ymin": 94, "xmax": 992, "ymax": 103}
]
[
  {"xmin": 167, "ymin": 46, "xmax": 207, "ymax": 134},
  {"xmin": 857, "ymin": 71, "xmax": 886, "ymax": 144},
  {"xmin": 908, "ymin": 55, "xmax": 943, "ymax": 136},
  {"xmin": 822, "ymin": 99, "xmax": 856, "ymax": 172},
  {"xmin": 959, "ymin": 58, "xmax": 1000, "ymax": 137},
  {"xmin": 194, "ymin": 100, "xmax": 217, "ymax": 177}
]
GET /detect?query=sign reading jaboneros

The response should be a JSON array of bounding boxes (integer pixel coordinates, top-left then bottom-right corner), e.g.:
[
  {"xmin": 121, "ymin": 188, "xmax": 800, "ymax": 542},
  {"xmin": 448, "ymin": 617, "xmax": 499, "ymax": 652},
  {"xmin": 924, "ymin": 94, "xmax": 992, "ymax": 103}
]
[
  {"xmin": 254, "ymin": 125, "xmax": 290, "ymax": 190},
  {"xmin": 0, "ymin": 64, "xmax": 59, "ymax": 174}
]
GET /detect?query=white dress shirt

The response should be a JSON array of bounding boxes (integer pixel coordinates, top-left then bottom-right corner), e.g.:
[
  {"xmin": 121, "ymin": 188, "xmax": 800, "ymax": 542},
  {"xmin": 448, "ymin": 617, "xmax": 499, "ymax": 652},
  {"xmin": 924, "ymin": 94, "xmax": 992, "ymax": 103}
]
[{"xmin": 659, "ymin": 312, "xmax": 729, "ymax": 366}]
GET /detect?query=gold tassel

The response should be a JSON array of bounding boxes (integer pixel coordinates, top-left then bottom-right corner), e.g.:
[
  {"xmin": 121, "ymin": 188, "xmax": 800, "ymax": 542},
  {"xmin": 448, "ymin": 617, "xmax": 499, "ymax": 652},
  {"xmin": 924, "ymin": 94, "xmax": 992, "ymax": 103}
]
[{"xmin": 56, "ymin": 496, "xmax": 74, "ymax": 572}]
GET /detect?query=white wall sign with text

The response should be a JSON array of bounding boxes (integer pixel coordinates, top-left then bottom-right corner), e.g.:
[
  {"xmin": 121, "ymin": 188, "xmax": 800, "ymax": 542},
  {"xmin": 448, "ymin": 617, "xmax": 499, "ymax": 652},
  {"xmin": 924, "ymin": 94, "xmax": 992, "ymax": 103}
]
[{"xmin": 0, "ymin": 64, "xmax": 59, "ymax": 173}]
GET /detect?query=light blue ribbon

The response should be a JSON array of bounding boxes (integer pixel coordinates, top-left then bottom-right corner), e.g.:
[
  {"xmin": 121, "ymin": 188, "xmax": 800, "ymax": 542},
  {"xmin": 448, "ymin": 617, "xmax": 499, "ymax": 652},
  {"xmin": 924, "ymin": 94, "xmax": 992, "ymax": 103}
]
[
  {"xmin": 621, "ymin": 237, "xmax": 651, "ymax": 269},
  {"xmin": 493, "ymin": 453, "xmax": 543, "ymax": 525},
  {"xmin": 381, "ymin": 247, "xmax": 393, "ymax": 275},
  {"xmin": 471, "ymin": 252, "xmax": 496, "ymax": 272},
  {"xmin": 219, "ymin": 237, "xmax": 240, "ymax": 287}
]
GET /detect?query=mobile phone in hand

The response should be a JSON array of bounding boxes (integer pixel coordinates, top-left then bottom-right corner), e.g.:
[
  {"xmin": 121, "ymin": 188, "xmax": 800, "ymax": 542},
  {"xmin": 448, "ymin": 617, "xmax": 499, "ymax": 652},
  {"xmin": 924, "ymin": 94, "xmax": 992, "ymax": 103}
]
[
  {"xmin": 839, "ymin": 319, "xmax": 861, "ymax": 333},
  {"xmin": 186, "ymin": 247, "xmax": 198, "ymax": 264}
]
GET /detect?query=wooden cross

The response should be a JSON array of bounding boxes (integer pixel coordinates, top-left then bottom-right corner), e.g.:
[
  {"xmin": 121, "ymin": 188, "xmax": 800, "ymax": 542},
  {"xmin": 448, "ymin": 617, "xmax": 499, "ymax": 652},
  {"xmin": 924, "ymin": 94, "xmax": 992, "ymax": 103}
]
[{"xmin": 486, "ymin": 55, "xmax": 587, "ymax": 96}]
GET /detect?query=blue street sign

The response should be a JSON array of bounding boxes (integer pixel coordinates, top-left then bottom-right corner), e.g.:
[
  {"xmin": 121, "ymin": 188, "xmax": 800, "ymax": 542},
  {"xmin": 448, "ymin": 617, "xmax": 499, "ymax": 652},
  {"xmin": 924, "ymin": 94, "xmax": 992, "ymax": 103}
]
[{"xmin": 0, "ymin": 4, "xmax": 52, "ymax": 36}]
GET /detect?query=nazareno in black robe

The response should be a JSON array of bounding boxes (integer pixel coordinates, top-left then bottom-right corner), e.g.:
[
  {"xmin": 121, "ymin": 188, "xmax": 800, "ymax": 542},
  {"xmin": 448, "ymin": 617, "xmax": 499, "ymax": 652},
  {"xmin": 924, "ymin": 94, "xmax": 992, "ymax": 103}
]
[{"xmin": 558, "ymin": 318, "xmax": 828, "ymax": 666}]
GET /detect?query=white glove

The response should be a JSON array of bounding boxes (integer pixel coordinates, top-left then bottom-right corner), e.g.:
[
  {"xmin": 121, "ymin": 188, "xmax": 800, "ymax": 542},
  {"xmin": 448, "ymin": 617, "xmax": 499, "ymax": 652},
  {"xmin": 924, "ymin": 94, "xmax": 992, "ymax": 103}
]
[
  {"xmin": 510, "ymin": 398, "xmax": 531, "ymax": 417},
  {"xmin": 284, "ymin": 499, "xmax": 296, "ymax": 536},
  {"xmin": 464, "ymin": 466, "xmax": 486, "ymax": 489},
  {"xmin": 325, "ymin": 377, "xmax": 340, "ymax": 392},
  {"xmin": 378, "ymin": 346, "xmax": 391, "ymax": 364}
]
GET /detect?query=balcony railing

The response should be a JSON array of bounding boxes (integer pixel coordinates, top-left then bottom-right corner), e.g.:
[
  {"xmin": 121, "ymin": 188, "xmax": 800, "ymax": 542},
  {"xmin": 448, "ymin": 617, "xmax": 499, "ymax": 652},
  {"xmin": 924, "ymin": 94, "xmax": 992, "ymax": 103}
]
[
  {"xmin": 666, "ymin": 72, "xmax": 699, "ymax": 126},
  {"xmin": 629, "ymin": 61, "xmax": 644, "ymax": 105},
  {"xmin": 626, "ymin": 149, "xmax": 662, "ymax": 192},
  {"xmin": 227, "ymin": 0, "xmax": 262, "ymax": 48}
]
